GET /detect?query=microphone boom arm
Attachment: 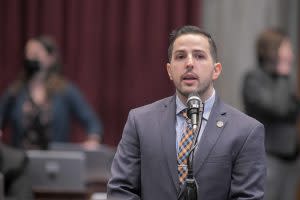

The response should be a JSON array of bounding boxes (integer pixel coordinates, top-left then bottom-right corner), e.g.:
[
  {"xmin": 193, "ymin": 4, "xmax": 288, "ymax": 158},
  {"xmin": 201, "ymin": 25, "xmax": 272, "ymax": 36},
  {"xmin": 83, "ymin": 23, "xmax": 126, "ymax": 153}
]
[{"xmin": 180, "ymin": 101, "xmax": 204, "ymax": 200}]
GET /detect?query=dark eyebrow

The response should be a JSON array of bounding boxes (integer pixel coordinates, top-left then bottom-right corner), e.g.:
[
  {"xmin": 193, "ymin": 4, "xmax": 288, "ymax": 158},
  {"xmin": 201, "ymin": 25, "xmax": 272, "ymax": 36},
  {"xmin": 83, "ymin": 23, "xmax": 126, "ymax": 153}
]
[
  {"xmin": 193, "ymin": 49, "xmax": 206, "ymax": 54},
  {"xmin": 174, "ymin": 50, "xmax": 186, "ymax": 54}
]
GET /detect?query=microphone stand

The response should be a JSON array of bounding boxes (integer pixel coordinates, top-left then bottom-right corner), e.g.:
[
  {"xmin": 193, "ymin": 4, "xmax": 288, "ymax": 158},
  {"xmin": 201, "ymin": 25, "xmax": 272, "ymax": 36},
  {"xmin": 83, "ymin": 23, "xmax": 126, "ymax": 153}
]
[{"xmin": 179, "ymin": 103, "xmax": 204, "ymax": 200}]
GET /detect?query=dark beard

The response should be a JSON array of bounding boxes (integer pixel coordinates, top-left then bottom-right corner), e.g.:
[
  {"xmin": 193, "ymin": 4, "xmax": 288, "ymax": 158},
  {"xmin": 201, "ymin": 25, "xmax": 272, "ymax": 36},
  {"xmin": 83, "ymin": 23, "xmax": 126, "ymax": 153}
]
[{"xmin": 177, "ymin": 81, "xmax": 212, "ymax": 101}]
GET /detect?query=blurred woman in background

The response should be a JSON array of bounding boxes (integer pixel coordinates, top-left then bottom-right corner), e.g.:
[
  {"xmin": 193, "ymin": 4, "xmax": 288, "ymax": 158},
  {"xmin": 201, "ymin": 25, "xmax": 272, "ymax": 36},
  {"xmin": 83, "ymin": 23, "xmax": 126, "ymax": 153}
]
[{"xmin": 0, "ymin": 35, "xmax": 103, "ymax": 150}]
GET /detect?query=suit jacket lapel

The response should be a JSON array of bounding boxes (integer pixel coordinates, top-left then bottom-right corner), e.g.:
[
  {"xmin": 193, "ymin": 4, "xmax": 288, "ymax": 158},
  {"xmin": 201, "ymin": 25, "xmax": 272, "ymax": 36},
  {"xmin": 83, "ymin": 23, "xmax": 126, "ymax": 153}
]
[
  {"xmin": 160, "ymin": 95, "xmax": 181, "ymax": 192},
  {"xmin": 193, "ymin": 96, "xmax": 228, "ymax": 176}
]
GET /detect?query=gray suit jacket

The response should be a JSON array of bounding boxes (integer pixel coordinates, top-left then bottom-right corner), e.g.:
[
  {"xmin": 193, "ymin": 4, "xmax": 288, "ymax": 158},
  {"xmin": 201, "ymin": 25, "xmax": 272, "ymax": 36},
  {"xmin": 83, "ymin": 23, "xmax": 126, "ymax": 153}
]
[{"xmin": 107, "ymin": 95, "xmax": 266, "ymax": 200}]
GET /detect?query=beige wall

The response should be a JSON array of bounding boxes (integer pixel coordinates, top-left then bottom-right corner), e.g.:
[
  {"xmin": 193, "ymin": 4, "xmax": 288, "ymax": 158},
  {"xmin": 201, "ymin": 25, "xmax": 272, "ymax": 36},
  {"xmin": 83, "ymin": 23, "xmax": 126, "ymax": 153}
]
[{"xmin": 202, "ymin": 0, "xmax": 299, "ymax": 110}]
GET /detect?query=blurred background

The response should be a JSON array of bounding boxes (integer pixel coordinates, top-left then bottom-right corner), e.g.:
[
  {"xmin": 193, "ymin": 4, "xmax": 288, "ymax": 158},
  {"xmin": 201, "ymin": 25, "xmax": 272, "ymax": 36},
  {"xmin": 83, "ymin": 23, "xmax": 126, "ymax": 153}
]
[
  {"xmin": 0, "ymin": 1, "xmax": 299, "ymax": 199},
  {"xmin": 0, "ymin": 0, "xmax": 298, "ymax": 146}
]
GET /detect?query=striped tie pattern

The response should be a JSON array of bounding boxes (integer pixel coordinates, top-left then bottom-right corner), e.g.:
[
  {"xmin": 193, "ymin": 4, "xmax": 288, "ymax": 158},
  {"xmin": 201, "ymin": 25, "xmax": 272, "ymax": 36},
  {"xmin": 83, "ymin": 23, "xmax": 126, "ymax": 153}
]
[{"xmin": 177, "ymin": 110, "xmax": 194, "ymax": 184}]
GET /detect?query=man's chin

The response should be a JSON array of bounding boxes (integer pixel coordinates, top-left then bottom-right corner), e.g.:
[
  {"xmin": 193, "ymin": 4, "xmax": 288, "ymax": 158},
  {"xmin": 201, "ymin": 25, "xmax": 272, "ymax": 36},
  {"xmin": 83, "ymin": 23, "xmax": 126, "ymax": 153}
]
[
  {"xmin": 178, "ymin": 88, "xmax": 199, "ymax": 97},
  {"xmin": 183, "ymin": 87, "xmax": 200, "ymax": 94}
]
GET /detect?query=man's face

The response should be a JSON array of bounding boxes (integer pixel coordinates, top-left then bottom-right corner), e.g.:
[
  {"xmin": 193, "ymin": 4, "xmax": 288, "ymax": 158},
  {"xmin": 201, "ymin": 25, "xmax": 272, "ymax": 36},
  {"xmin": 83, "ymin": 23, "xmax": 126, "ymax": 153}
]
[{"xmin": 166, "ymin": 34, "xmax": 222, "ymax": 103}]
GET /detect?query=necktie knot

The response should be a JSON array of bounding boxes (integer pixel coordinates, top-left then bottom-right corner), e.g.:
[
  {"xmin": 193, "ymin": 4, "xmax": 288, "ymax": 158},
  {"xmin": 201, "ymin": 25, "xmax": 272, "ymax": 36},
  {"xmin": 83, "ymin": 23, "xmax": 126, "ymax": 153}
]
[{"xmin": 181, "ymin": 109, "xmax": 191, "ymax": 125}]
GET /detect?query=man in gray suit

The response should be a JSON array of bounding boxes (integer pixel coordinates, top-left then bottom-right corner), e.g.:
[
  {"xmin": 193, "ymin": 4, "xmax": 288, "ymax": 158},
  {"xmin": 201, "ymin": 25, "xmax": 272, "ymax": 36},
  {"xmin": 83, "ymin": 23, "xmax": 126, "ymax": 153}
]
[{"xmin": 107, "ymin": 25, "xmax": 266, "ymax": 200}]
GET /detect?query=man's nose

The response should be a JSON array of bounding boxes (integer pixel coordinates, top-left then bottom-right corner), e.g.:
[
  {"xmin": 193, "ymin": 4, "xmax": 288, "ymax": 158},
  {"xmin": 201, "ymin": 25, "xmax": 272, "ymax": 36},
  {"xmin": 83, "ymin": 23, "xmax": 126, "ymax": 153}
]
[{"xmin": 186, "ymin": 55, "xmax": 194, "ymax": 69}]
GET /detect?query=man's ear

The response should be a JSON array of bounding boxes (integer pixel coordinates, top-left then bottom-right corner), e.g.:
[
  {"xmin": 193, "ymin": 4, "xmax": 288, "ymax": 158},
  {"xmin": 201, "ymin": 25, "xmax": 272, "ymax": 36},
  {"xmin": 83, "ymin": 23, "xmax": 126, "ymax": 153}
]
[
  {"xmin": 166, "ymin": 63, "xmax": 173, "ymax": 80},
  {"xmin": 212, "ymin": 62, "xmax": 222, "ymax": 80}
]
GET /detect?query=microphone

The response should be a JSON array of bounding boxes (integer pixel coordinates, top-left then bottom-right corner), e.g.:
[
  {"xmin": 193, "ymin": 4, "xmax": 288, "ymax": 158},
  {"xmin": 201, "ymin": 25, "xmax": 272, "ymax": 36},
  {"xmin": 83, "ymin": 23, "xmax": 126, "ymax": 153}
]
[
  {"xmin": 178, "ymin": 92, "xmax": 203, "ymax": 200},
  {"xmin": 186, "ymin": 93, "xmax": 203, "ymax": 130}
]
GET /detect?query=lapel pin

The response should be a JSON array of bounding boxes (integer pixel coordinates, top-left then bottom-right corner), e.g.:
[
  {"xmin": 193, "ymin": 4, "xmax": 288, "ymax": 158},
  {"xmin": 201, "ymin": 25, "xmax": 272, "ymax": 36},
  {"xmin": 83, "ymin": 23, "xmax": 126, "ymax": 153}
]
[{"xmin": 216, "ymin": 120, "xmax": 224, "ymax": 128}]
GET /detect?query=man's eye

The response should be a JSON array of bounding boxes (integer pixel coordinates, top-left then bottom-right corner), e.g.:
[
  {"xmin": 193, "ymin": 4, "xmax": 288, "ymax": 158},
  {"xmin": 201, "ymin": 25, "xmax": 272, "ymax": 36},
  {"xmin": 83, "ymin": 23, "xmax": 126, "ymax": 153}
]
[
  {"xmin": 195, "ymin": 54, "xmax": 205, "ymax": 59},
  {"xmin": 175, "ymin": 54, "xmax": 185, "ymax": 59}
]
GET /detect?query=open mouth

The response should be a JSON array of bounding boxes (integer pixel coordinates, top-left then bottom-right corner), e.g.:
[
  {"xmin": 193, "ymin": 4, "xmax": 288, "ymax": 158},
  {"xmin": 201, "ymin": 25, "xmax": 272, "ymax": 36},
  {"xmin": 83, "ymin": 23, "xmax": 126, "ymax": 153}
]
[{"xmin": 182, "ymin": 73, "xmax": 198, "ymax": 82}]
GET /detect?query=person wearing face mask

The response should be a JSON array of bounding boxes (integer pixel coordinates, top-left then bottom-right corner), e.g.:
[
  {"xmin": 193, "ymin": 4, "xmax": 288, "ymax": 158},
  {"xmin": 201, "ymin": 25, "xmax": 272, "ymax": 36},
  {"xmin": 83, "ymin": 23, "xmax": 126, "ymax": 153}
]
[
  {"xmin": 242, "ymin": 28, "xmax": 300, "ymax": 200},
  {"xmin": 107, "ymin": 25, "xmax": 266, "ymax": 200},
  {"xmin": 0, "ymin": 35, "xmax": 103, "ymax": 150}
]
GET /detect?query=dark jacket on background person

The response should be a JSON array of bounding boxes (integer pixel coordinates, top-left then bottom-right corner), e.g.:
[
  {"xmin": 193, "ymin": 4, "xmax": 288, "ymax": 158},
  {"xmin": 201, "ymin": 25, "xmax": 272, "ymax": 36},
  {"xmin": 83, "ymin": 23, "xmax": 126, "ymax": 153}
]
[
  {"xmin": 0, "ymin": 143, "xmax": 34, "ymax": 200},
  {"xmin": 243, "ymin": 67, "xmax": 300, "ymax": 159}
]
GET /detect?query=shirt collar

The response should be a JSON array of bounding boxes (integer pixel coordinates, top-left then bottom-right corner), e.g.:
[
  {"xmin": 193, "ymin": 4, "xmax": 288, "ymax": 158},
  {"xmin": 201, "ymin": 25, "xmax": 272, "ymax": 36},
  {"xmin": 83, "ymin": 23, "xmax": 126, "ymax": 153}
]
[
  {"xmin": 176, "ymin": 89, "xmax": 216, "ymax": 120},
  {"xmin": 202, "ymin": 89, "xmax": 215, "ymax": 120}
]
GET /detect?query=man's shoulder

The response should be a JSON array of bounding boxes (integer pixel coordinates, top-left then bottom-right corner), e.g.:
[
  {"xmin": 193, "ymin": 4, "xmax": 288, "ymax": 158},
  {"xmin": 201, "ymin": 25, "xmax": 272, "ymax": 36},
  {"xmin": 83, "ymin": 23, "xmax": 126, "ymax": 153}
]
[
  {"xmin": 222, "ymin": 101, "xmax": 263, "ymax": 127},
  {"xmin": 130, "ymin": 96, "xmax": 174, "ymax": 116}
]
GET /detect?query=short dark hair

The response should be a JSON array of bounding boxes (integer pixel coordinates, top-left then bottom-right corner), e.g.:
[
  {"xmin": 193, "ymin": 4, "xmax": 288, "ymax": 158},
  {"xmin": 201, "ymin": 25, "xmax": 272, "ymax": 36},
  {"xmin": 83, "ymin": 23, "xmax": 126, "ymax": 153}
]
[{"xmin": 168, "ymin": 25, "xmax": 218, "ymax": 63}]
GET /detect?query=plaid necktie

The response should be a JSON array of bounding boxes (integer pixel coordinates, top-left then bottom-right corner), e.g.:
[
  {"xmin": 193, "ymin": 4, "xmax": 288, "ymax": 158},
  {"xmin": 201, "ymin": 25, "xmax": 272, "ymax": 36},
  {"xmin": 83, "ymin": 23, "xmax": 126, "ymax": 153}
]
[{"xmin": 177, "ymin": 110, "xmax": 194, "ymax": 184}]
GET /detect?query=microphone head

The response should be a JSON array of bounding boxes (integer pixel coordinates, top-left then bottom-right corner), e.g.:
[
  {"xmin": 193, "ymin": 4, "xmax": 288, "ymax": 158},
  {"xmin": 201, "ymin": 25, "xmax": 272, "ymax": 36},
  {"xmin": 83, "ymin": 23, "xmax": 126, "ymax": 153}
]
[
  {"xmin": 186, "ymin": 92, "xmax": 201, "ymax": 106},
  {"xmin": 186, "ymin": 92, "xmax": 202, "ymax": 120},
  {"xmin": 187, "ymin": 92, "xmax": 201, "ymax": 108}
]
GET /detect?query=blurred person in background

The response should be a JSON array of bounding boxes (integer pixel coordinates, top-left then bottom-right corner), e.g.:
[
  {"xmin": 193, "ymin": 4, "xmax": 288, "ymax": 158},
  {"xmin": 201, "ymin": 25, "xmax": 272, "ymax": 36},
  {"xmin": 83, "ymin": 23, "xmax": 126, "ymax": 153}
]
[
  {"xmin": 0, "ymin": 141, "xmax": 34, "ymax": 200},
  {"xmin": 0, "ymin": 35, "xmax": 103, "ymax": 150},
  {"xmin": 242, "ymin": 28, "xmax": 300, "ymax": 200}
]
